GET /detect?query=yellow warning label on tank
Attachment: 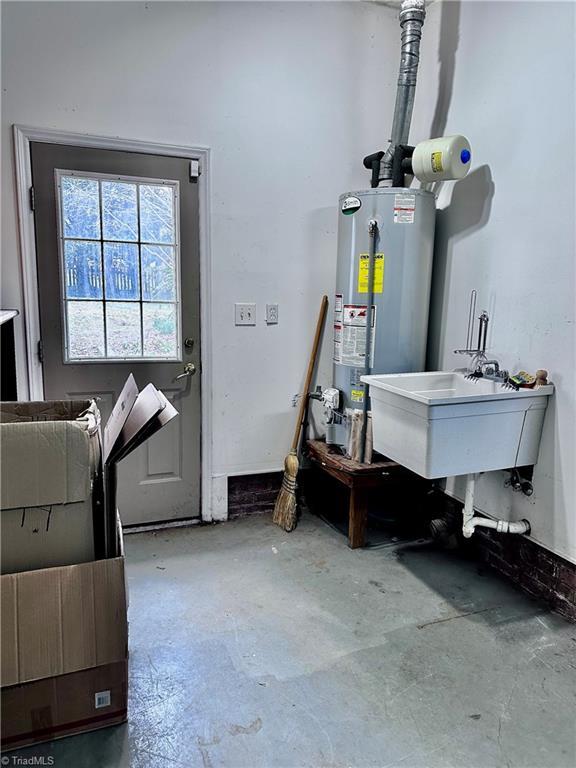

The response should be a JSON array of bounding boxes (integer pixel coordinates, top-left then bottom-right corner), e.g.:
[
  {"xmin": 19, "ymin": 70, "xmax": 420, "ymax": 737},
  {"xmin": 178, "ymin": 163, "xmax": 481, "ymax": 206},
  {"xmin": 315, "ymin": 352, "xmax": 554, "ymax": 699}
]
[
  {"xmin": 358, "ymin": 253, "xmax": 384, "ymax": 293},
  {"xmin": 351, "ymin": 389, "xmax": 364, "ymax": 403},
  {"xmin": 431, "ymin": 151, "xmax": 444, "ymax": 173}
]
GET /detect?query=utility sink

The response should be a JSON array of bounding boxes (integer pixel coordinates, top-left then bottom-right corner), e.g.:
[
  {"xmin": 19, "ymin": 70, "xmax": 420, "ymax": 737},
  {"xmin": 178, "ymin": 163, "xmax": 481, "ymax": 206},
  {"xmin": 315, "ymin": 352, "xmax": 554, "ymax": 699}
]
[{"xmin": 361, "ymin": 371, "xmax": 554, "ymax": 479}]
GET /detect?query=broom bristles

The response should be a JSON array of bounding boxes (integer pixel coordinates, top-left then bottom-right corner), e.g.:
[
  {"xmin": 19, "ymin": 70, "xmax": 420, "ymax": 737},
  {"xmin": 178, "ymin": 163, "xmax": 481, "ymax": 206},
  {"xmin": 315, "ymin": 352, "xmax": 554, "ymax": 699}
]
[{"xmin": 273, "ymin": 452, "xmax": 299, "ymax": 531}]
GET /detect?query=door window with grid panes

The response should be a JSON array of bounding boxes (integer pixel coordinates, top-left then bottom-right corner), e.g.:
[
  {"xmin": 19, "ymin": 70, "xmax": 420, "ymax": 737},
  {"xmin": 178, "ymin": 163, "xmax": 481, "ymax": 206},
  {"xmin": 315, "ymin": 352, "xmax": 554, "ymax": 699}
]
[{"xmin": 56, "ymin": 170, "xmax": 181, "ymax": 361}]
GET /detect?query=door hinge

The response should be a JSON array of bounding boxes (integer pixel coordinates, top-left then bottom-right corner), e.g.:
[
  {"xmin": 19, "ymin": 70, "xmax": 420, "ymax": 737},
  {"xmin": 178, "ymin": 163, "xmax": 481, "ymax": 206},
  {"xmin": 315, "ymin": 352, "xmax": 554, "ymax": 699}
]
[
  {"xmin": 190, "ymin": 160, "xmax": 201, "ymax": 180},
  {"xmin": 29, "ymin": 186, "xmax": 36, "ymax": 212},
  {"xmin": 37, "ymin": 339, "xmax": 44, "ymax": 363}
]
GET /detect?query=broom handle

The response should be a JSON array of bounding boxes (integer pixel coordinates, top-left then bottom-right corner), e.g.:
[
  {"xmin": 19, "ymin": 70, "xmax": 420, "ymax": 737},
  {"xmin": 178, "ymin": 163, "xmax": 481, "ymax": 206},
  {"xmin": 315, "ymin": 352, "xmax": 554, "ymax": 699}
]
[{"xmin": 290, "ymin": 295, "xmax": 329, "ymax": 453}]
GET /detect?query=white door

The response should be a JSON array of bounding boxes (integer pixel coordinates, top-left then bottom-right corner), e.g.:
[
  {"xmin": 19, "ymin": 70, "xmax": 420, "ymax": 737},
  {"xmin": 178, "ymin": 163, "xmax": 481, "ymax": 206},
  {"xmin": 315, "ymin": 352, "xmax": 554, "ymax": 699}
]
[{"xmin": 30, "ymin": 143, "xmax": 201, "ymax": 525}]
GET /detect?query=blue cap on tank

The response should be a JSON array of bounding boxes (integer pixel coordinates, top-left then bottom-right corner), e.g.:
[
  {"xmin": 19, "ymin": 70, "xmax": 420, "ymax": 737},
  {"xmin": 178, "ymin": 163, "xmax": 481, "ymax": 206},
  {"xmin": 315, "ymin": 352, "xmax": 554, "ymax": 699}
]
[{"xmin": 460, "ymin": 148, "xmax": 471, "ymax": 164}]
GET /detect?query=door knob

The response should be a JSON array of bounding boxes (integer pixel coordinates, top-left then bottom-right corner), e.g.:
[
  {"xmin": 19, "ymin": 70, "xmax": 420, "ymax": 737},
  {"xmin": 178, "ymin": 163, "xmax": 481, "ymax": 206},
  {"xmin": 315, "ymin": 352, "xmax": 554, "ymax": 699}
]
[{"xmin": 174, "ymin": 362, "xmax": 196, "ymax": 380}]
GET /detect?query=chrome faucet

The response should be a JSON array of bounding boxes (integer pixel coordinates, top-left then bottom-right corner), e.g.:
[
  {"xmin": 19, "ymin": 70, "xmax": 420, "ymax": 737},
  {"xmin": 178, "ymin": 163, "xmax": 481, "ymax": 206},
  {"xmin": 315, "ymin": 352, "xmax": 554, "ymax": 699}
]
[
  {"xmin": 476, "ymin": 359, "xmax": 509, "ymax": 382},
  {"xmin": 454, "ymin": 291, "xmax": 512, "ymax": 388},
  {"xmin": 454, "ymin": 292, "xmax": 490, "ymax": 373}
]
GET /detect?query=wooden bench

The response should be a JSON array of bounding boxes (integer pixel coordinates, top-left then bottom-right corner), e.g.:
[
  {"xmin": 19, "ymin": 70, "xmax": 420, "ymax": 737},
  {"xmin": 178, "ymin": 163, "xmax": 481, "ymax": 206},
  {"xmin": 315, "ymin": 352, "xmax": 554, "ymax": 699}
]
[{"xmin": 305, "ymin": 439, "xmax": 425, "ymax": 549}]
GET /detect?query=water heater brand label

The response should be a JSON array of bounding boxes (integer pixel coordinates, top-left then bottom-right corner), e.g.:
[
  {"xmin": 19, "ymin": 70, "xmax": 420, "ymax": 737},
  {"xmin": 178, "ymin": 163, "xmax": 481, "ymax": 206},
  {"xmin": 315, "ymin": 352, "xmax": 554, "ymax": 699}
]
[
  {"xmin": 393, "ymin": 193, "xmax": 416, "ymax": 224},
  {"xmin": 342, "ymin": 196, "xmax": 361, "ymax": 215}
]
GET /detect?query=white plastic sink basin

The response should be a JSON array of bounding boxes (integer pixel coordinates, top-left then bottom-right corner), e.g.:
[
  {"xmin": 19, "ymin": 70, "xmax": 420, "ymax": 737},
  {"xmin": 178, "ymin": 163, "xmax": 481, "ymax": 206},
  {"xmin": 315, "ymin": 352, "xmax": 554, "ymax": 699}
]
[{"xmin": 361, "ymin": 371, "xmax": 553, "ymax": 479}]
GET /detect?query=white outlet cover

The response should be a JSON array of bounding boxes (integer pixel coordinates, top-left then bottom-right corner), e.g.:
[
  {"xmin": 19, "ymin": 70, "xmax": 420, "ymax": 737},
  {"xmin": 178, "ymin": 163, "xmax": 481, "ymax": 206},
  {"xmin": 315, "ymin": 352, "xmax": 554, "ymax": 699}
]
[
  {"xmin": 266, "ymin": 303, "xmax": 279, "ymax": 324},
  {"xmin": 235, "ymin": 303, "xmax": 256, "ymax": 326}
]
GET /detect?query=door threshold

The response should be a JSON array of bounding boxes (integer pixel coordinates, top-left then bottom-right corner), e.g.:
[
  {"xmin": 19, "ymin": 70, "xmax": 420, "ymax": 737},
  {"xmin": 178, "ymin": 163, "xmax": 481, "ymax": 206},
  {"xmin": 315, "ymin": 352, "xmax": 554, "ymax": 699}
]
[{"xmin": 123, "ymin": 517, "xmax": 202, "ymax": 535}]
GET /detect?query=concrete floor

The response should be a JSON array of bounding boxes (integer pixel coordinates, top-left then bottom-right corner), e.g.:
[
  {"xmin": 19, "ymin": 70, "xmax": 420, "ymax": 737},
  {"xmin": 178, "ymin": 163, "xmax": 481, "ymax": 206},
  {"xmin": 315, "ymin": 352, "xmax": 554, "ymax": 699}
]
[{"xmin": 7, "ymin": 513, "xmax": 576, "ymax": 768}]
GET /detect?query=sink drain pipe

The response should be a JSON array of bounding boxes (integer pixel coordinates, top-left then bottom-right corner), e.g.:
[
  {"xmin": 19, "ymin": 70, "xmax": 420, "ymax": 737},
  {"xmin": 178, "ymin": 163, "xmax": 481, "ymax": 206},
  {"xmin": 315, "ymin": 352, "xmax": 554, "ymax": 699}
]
[{"xmin": 461, "ymin": 473, "xmax": 531, "ymax": 538}]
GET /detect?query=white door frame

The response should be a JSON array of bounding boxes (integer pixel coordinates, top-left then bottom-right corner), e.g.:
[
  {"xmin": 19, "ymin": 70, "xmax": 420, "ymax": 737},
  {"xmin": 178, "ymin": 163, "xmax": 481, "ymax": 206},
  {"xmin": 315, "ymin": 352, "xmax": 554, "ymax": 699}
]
[{"xmin": 13, "ymin": 125, "xmax": 215, "ymax": 522}]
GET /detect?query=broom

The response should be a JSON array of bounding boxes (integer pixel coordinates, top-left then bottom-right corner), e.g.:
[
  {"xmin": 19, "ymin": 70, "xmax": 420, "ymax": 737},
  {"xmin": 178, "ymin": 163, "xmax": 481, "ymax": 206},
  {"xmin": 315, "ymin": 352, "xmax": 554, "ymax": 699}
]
[{"xmin": 273, "ymin": 295, "xmax": 329, "ymax": 532}]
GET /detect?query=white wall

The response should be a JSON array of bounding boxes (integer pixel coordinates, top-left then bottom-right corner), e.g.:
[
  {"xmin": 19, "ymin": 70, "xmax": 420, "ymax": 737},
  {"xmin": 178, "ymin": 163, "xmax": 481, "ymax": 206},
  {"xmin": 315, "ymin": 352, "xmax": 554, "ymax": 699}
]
[
  {"xmin": 3, "ymin": 1, "xmax": 575, "ymax": 560},
  {"xmin": 410, "ymin": 0, "xmax": 576, "ymax": 562},
  {"xmin": 1, "ymin": 1, "xmax": 398, "ymax": 510}
]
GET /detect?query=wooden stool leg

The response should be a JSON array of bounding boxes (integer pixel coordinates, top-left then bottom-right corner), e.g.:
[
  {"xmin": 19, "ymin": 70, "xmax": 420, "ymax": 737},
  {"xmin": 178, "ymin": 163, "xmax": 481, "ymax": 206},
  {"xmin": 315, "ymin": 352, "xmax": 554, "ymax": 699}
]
[{"xmin": 348, "ymin": 486, "xmax": 367, "ymax": 549}]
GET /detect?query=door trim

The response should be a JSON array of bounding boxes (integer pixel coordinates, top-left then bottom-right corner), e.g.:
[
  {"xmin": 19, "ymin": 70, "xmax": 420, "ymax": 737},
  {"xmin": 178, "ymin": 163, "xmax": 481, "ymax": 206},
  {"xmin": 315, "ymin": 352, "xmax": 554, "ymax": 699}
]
[{"xmin": 13, "ymin": 125, "xmax": 216, "ymax": 521}]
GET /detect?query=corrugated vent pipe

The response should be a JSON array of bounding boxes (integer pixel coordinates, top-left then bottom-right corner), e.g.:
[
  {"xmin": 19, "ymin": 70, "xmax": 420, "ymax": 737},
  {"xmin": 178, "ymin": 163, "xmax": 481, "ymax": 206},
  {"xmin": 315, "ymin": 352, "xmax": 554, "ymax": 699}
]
[{"xmin": 380, "ymin": 0, "xmax": 427, "ymax": 185}]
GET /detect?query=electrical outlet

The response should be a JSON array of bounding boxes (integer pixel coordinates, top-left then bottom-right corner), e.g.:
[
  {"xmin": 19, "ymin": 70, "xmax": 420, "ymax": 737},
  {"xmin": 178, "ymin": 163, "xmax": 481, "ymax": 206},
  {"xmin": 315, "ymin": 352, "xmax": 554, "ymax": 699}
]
[
  {"xmin": 266, "ymin": 303, "xmax": 279, "ymax": 324},
  {"xmin": 235, "ymin": 303, "xmax": 256, "ymax": 326}
]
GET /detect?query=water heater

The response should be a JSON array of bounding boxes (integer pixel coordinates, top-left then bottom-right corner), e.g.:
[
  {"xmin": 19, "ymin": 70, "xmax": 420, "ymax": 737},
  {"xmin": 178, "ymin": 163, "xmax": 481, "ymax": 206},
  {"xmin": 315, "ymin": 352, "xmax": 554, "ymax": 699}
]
[
  {"xmin": 330, "ymin": 188, "xmax": 435, "ymax": 443},
  {"xmin": 323, "ymin": 0, "xmax": 470, "ymax": 457}
]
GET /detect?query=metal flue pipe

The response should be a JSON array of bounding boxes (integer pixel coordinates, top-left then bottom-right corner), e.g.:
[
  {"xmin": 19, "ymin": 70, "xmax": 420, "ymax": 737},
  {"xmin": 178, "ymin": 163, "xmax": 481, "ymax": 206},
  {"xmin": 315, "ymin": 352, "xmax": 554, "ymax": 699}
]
[{"xmin": 380, "ymin": 0, "xmax": 427, "ymax": 185}]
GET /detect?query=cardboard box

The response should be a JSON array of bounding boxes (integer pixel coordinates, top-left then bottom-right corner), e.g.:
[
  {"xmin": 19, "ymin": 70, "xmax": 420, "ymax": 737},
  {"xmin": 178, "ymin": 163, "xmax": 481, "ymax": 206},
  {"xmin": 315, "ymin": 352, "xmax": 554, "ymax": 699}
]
[
  {"xmin": 1, "ymin": 539, "xmax": 128, "ymax": 751},
  {"xmin": 0, "ymin": 376, "xmax": 178, "ymax": 749},
  {"xmin": 1, "ymin": 556, "xmax": 127, "ymax": 687},
  {"xmin": 1, "ymin": 661, "xmax": 128, "ymax": 751},
  {"xmin": 1, "ymin": 399, "xmax": 103, "ymax": 570},
  {"xmin": 0, "ymin": 374, "xmax": 178, "ymax": 569},
  {"xmin": 1, "ymin": 501, "xmax": 94, "ymax": 574}
]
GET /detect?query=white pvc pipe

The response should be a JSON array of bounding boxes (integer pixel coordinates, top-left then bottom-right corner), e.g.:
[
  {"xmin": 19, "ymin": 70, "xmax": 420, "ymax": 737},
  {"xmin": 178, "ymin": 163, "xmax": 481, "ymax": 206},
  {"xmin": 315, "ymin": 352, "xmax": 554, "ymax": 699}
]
[
  {"xmin": 461, "ymin": 473, "xmax": 531, "ymax": 538},
  {"xmin": 466, "ymin": 517, "xmax": 530, "ymax": 536},
  {"xmin": 461, "ymin": 473, "xmax": 478, "ymax": 538}
]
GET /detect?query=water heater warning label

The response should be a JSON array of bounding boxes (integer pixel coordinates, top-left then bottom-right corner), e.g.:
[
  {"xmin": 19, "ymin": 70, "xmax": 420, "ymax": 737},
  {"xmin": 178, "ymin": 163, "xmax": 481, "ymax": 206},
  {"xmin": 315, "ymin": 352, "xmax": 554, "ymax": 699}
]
[
  {"xmin": 393, "ymin": 193, "xmax": 416, "ymax": 224},
  {"xmin": 358, "ymin": 253, "xmax": 384, "ymax": 293},
  {"xmin": 333, "ymin": 304, "xmax": 376, "ymax": 367},
  {"xmin": 333, "ymin": 322, "xmax": 342, "ymax": 363},
  {"xmin": 334, "ymin": 294, "xmax": 343, "ymax": 323}
]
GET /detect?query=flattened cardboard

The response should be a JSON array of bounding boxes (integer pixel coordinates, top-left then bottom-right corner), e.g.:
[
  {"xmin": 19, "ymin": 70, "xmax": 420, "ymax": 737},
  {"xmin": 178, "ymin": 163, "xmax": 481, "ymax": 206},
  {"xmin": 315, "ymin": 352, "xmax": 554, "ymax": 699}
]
[
  {"xmin": 0, "ymin": 557, "xmax": 127, "ymax": 687},
  {"xmin": 0, "ymin": 421, "xmax": 92, "ymax": 509},
  {"xmin": 106, "ymin": 382, "xmax": 164, "ymax": 463},
  {"xmin": 113, "ymin": 387, "xmax": 178, "ymax": 463},
  {"xmin": 103, "ymin": 373, "xmax": 139, "ymax": 463},
  {"xmin": 1, "ymin": 660, "xmax": 128, "ymax": 751}
]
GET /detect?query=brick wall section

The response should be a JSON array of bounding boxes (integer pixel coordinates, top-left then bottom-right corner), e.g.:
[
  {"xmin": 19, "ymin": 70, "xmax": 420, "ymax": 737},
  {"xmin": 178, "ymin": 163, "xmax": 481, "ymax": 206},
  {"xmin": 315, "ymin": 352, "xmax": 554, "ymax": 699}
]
[
  {"xmin": 473, "ymin": 526, "xmax": 576, "ymax": 622},
  {"xmin": 227, "ymin": 472, "xmax": 282, "ymax": 518},
  {"xmin": 439, "ymin": 495, "xmax": 576, "ymax": 621}
]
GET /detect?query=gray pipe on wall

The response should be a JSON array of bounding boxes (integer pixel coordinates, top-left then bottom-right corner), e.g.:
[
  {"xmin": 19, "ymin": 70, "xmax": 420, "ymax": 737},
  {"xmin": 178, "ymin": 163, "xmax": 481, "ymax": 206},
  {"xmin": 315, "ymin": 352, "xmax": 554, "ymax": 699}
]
[{"xmin": 380, "ymin": 0, "xmax": 427, "ymax": 185}]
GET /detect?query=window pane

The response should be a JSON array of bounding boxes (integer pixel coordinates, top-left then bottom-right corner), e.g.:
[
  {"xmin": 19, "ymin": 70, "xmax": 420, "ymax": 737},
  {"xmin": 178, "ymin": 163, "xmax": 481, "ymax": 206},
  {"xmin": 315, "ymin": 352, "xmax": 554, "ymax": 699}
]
[
  {"xmin": 106, "ymin": 303, "xmax": 142, "ymax": 357},
  {"xmin": 139, "ymin": 185, "xmax": 175, "ymax": 244},
  {"xmin": 67, "ymin": 301, "xmax": 105, "ymax": 359},
  {"xmin": 104, "ymin": 243, "xmax": 140, "ymax": 300},
  {"xmin": 61, "ymin": 177, "xmax": 100, "ymax": 239},
  {"xmin": 143, "ymin": 303, "xmax": 177, "ymax": 357},
  {"xmin": 64, "ymin": 241, "xmax": 102, "ymax": 299},
  {"xmin": 102, "ymin": 181, "xmax": 138, "ymax": 241},
  {"xmin": 141, "ymin": 245, "xmax": 176, "ymax": 301}
]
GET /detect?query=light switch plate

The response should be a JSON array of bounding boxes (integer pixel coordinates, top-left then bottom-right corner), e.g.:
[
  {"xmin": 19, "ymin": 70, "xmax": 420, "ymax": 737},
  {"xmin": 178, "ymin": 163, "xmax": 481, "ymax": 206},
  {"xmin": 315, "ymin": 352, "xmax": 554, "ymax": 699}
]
[
  {"xmin": 235, "ymin": 303, "xmax": 256, "ymax": 326},
  {"xmin": 266, "ymin": 303, "xmax": 279, "ymax": 324}
]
